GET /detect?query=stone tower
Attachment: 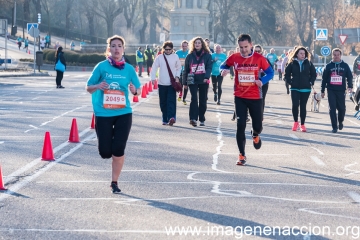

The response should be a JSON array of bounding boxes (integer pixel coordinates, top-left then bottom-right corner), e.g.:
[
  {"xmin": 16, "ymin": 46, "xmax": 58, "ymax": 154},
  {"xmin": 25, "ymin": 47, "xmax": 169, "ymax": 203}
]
[{"xmin": 169, "ymin": 0, "xmax": 210, "ymax": 46}]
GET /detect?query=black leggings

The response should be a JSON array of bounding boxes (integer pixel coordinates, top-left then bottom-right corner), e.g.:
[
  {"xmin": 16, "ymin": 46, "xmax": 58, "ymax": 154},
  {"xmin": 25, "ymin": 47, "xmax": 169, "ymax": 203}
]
[
  {"xmin": 211, "ymin": 75, "xmax": 223, "ymax": 101},
  {"xmin": 95, "ymin": 113, "xmax": 132, "ymax": 158},
  {"xmin": 235, "ymin": 97, "xmax": 263, "ymax": 156},
  {"xmin": 291, "ymin": 90, "xmax": 311, "ymax": 125},
  {"xmin": 56, "ymin": 70, "xmax": 64, "ymax": 86}
]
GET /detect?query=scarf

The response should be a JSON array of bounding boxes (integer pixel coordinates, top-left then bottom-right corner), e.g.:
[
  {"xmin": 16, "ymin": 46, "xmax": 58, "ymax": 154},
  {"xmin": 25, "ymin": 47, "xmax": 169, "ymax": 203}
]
[{"xmin": 107, "ymin": 56, "xmax": 125, "ymax": 70}]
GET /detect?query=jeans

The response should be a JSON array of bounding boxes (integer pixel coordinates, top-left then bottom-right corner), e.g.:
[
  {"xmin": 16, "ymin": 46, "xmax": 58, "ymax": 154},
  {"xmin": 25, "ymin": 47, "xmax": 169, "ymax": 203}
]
[{"xmin": 158, "ymin": 85, "xmax": 177, "ymax": 123}]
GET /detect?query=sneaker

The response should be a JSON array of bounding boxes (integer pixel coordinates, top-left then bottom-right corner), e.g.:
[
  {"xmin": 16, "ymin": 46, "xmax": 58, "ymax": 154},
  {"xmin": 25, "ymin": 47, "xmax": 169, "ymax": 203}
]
[
  {"xmin": 168, "ymin": 117, "xmax": 175, "ymax": 126},
  {"xmin": 199, "ymin": 121, "xmax": 205, "ymax": 126},
  {"xmin": 332, "ymin": 128, "xmax": 338, "ymax": 133},
  {"xmin": 300, "ymin": 125, "xmax": 307, "ymax": 132},
  {"xmin": 339, "ymin": 122, "xmax": 343, "ymax": 130},
  {"xmin": 183, "ymin": 100, "xmax": 187, "ymax": 105},
  {"xmin": 236, "ymin": 154, "xmax": 247, "ymax": 165},
  {"xmin": 231, "ymin": 118, "xmax": 235, "ymax": 121},
  {"xmin": 177, "ymin": 97, "xmax": 182, "ymax": 101},
  {"xmin": 355, "ymin": 105, "xmax": 359, "ymax": 111},
  {"xmin": 252, "ymin": 132, "xmax": 262, "ymax": 150},
  {"xmin": 292, "ymin": 122, "xmax": 299, "ymax": 131},
  {"xmin": 58, "ymin": 85, "xmax": 65, "ymax": 89},
  {"xmin": 246, "ymin": 118, "xmax": 250, "ymax": 123},
  {"xmin": 189, "ymin": 119, "xmax": 197, "ymax": 127},
  {"xmin": 110, "ymin": 182, "xmax": 121, "ymax": 194},
  {"xmin": 217, "ymin": 101, "xmax": 220, "ymax": 105},
  {"xmin": 162, "ymin": 122, "xmax": 167, "ymax": 125},
  {"xmin": 214, "ymin": 93, "xmax": 218, "ymax": 102}
]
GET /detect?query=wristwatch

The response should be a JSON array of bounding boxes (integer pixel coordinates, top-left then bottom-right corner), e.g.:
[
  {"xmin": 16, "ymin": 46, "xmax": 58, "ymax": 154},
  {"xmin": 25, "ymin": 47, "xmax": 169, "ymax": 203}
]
[{"xmin": 133, "ymin": 91, "xmax": 138, "ymax": 95}]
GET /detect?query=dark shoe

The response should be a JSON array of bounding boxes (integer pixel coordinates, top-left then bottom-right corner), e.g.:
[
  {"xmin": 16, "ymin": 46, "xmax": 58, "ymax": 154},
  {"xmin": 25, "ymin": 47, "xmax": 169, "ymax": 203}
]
[
  {"xmin": 162, "ymin": 122, "xmax": 167, "ymax": 125},
  {"xmin": 214, "ymin": 93, "xmax": 217, "ymax": 102},
  {"xmin": 217, "ymin": 101, "xmax": 220, "ymax": 105},
  {"xmin": 189, "ymin": 119, "xmax": 197, "ymax": 127},
  {"xmin": 332, "ymin": 128, "xmax": 338, "ymax": 133},
  {"xmin": 236, "ymin": 154, "xmax": 247, "ymax": 166},
  {"xmin": 110, "ymin": 182, "xmax": 121, "ymax": 194},
  {"xmin": 199, "ymin": 121, "xmax": 205, "ymax": 126},
  {"xmin": 355, "ymin": 105, "xmax": 359, "ymax": 111},
  {"xmin": 58, "ymin": 85, "xmax": 65, "ymax": 88},
  {"xmin": 168, "ymin": 118, "xmax": 175, "ymax": 126},
  {"xmin": 251, "ymin": 130, "xmax": 261, "ymax": 150},
  {"xmin": 339, "ymin": 122, "xmax": 343, "ymax": 130}
]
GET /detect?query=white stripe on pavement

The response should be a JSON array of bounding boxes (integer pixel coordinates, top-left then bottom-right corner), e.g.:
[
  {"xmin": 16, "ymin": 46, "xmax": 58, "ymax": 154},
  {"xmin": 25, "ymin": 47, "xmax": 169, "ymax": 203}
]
[{"xmin": 310, "ymin": 156, "xmax": 325, "ymax": 166}]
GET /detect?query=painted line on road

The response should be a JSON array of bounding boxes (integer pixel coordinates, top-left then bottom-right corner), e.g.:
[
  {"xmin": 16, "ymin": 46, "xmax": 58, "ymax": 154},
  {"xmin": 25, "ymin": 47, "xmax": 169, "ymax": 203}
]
[
  {"xmin": 289, "ymin": 134, "xmax": 299, "ymax": 140},
  {"xmin": 299, "ymin": 207, "xmax": 360, "ymax": 220},
  {"xmin": 212, "ymin": 112, "xmax": 228, "ymax": 173},
  {"xmin": 0, "ymin": 141, "xmax": 4, "ymax": 144},
  {"xmin": 344, "ymin": 162, "xmax": 360, "ymax": 176},
  {"xmin": 345, "ymin": 117, "xmax": 360, "ymax": 126},
  {"xmin": 310, "ymin": 156, "xmax": 325, "ymax": 166},
  {"xmin": 276, "ymin": 120, "xmax": 283, "ymax": 124},
  {"xmin": 310, "ymin": 147, "xmax": 324, "ymax": 155},
  {"xmin": 347, "ymin": 191, "xmax": 360, "ymax": 203}
]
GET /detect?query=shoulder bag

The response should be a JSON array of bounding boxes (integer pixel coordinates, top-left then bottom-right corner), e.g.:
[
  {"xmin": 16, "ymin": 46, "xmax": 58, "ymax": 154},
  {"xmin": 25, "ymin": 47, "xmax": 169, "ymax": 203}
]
[
  {"xmin": 163, "ymin": 55, "xmax": 182, "ymax": 92},
  {"xmin": 55, "ymin": 53, "xmax": 65, "ymax": 72}
]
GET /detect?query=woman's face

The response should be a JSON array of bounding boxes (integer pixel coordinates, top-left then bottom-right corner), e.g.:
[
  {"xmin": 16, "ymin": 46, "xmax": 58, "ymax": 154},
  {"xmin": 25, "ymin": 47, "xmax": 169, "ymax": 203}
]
[
  {"xmin": 297, "ymin": 50, "xmax": 306, "ymax": 60},
  {"xmin": 194, "ymin": 40, "xmax": 202, "ymax": 50},
  {"xmin": 109, "ymin": 39, "xmax": 124, "ymax": 60}
]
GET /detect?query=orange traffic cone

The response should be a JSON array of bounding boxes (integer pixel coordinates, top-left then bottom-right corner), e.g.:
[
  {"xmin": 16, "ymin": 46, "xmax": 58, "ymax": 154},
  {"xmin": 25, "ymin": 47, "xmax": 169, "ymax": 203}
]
[
  {"xmin": 136, "ymin": 66, "xmax": 139, "ymax": 72},
  {"xmin": 0, "ymin": 165, "xmax": 6, "ymax": 191},
  {"xmin": 133, "ymin": 95, "xmax": 139, "ymax": 102},
  {"xmin": 141, "ymin": 85, "xmax": 147, "ymax": 98},
  {"xmin": 28, "ymin": 50, "xmax": 30, "ymax": 54},
  {"xmin": 154, "ymin": 79, "xmax": 158, "ymax": 89},
  {"xmin": 148, "ymin": 80, "xmax": 153, "ymax": 92},
  {"xmin": 146, "ymin": 83, "xmax": 150, "ymax": 95},
  {"xmin": 69, "ymin": 118, "xmax": 80, "ymax": 143},
  {"xmin": 41, "ymin": 132, "xmax": 55, "ymax": 161},
  {"xmin": 90, "ymin": 113, "xmax": 95, "ymax": 129}
]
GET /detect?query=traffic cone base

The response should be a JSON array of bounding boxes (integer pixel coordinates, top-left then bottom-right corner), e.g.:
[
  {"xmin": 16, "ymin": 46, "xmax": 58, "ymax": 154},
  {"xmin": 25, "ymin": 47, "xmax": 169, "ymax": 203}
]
[
  {"xmin": 42, "ymin": 131, "xmax": 55, "ymax": 161},
  {"xmin": 69, "ymin": 118, "xmax": 80, "ymax": 143},
  {"xmin": 133, "ymin": 95, "xmax": 139, "ymax": 102},
  {"xmin": 90, "ymin": 113, "xmax": 95, "ymax": 129},
  {"xmin": 0, "ymin": 166, "xmax": 6, "ymax": 190}
]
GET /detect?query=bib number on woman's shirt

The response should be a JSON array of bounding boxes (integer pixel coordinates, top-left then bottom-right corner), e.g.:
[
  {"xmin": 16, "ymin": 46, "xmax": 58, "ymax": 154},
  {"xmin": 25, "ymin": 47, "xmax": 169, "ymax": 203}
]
[{"xmin": 103, "ymin": 89, "xmax": 126, "ymax": 109}]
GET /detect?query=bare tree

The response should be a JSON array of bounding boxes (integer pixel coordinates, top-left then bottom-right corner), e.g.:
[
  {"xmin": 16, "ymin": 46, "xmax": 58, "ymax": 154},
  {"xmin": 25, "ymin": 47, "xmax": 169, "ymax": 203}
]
[
  {"xmin": 139, "ymin": 0, "xmax": 150, "ymax": 43},
  {"xmin": 123, "ymin": 0, "xmax": 139, "ymax": 35}
]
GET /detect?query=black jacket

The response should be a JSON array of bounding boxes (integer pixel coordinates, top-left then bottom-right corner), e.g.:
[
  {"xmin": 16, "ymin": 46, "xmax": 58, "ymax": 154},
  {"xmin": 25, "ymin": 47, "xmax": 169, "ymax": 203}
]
[
  {"xmin": 284, "ymin": 58, "xmax": 316, "ymax": 89},
  {"xmin": 321, "ymin": 60, "xmax": 353, "ymax": 93},
  {"xmin": 182, "ymin": 51, "xmax": 212, "ymax": 85}
]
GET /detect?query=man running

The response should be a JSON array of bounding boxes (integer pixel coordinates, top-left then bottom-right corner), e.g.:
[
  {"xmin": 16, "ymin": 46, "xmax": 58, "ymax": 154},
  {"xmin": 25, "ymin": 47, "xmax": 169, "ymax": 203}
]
[
  {"xmin": 220, "ymin": 34, "xmax": 274, "ymax": 165},
  {"xmin": 176, "ymin": 40, "xmax": 189, "ymax": 105},
  {"xmin": 321, "ymin": 48, "xmax": 353, "ymax": 133}
]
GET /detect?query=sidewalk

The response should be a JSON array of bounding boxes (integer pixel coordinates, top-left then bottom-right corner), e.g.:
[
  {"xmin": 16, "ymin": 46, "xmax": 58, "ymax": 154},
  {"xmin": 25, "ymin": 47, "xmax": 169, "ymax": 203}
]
[{"xmin": 0, "ymin": 70, "xmax": 50, "ymax": 78}]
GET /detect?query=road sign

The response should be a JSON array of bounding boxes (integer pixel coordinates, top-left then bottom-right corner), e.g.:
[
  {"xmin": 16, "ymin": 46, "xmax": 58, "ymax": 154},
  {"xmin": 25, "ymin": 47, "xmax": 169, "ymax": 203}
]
[
  {"xmin": 339, "ymin": 35, "xmax": 348, "ymax": 45},
  {"xmin": 27, "ymin": 23, "xmax": 38, "ymax": 33},
  {"xmin": 316, "ymin": 28, "xmax": 328, "ymax": 40},
  {"xmin": 28, "ymin": 27, "xmax": 40, "ymax": 38},
  {"xmin": 320, "ymin": 46, "xmax": 331, "ymax": 56}
]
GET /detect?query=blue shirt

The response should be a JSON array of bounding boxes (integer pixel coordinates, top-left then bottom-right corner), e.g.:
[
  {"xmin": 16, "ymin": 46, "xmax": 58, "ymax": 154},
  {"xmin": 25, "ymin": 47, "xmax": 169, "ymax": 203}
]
[
  {"xmin": 86, "ymin": 60, "xmax": 141, "ymax": 117},
  {"xmin": 211, "ymin": 53, "xmax": 227, "ymax": 76},
  {"xmin": 176, "ymin": 50, "xmax": 188, "ymax": 71},
  {"xmin": 266, "ymin": 53, "xmax": 278, "ymax": 66}
]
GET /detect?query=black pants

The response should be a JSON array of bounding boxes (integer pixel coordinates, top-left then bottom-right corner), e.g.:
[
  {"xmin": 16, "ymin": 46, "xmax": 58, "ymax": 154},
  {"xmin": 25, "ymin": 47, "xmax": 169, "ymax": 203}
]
[
  {"xmin": 146, "ymin": 60, "xmax": 153, "ymax": 75},
  {"xmin": 291, "ymin": 90, "xmax": 311, "ymax": 125},
  {"xmin": 235, "ymin": 97, "xmax": 263, "ymax": 156},
  {"xmin": 285, "ymin": 81, "xmax": 290, "ymax": 94},
  {"xmin": 278, "ymin": 70, "xmax": 282, "ymax": 80},
  {"xmin": 189, "ymin": 83, "xmax": 208, "ymax": 122},
  {"xmin": 95, "ymin": 114, "xmax": 132, "ymax": 158},
  {"xmin": 56, "ymin": 70, "xmax": 64, "ymax": 86},
  {"xmin": 211, "ymin": 75, "xmax": 223, "ymax": 101},
  {"xmin": 245, "ymin": 83, "xmax": 268, "ymax": 119},
  {"xmin": 327, "ymin": 89, "xmax": 346, "ymax": 130},
  {"xmin": 158, "ymin": 85, "xmax": 177, "ymax": 123}
]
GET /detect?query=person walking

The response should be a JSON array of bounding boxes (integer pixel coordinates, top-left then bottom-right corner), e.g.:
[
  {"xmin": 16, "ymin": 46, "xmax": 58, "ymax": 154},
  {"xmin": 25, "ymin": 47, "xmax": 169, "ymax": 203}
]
[
  {"xmin": 266, "ymin": 48, "xmax": 278, "ymax": 68},
  {"xmin": 284, "ymin": 46, "xmax": 316, "ymax": 132},
  {"xmin": 321, "ymin": 48, "xmax": 353, "ymax": 133},
  {"xmin": 175, "ymin": 40, "xmax": 189, "ymax": 105},
  {"xmin": 144, "ymin": 45, "xmax": 154, "ymax": 76},
  {"xmin": 40, "ymin": 37, "xmax": 46, "ymax": 50},
  {"xmin": 23, "ymin": 37, "xmax": 29, "ymax": 52},
  {"xmin": 45, "ymin": 34, "xmax": 50, "ymax": 48},
  {"xmin": 136, "ymin": 47, "xmax": 144, "ymax": 77},
  {"xmin": 281, "ymin": 49, "xmax": 294, "ymax": 94},
  {"xmin": 151, "ymin": 41, "xmax": 182, "ymax": 126},
  {"xmin": 182, "ymin": 37, "xmax": 212, "ymax": 127},
  {"xmin": 211, "ymin": 44, "xmax": 227, "ymax": 105},
  {"xmin": 86, "ymin": 35, "xmax": 141, "ymax": 194},
  {"xmin": 17, "ymin": 36, "xmax": 22, "ymax": 50},
  {"xmin": 220, "ymin": 34, "xmax": 274, "ymax": 165},
  {"xmin": 54, "ymin": 46, "xmax": 66, "ymax": 88}
]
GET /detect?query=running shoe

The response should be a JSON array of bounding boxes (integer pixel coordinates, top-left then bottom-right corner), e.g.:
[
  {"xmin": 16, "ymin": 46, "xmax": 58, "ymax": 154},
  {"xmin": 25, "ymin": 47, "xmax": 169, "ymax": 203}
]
[
  {"xmin": 214, "ymin": 93, "xmax": 217, "ymax": 102},
  {"xmin": 189, "ymin": 119, "xmax": 197, "ymax": 127},
  {"xmin": 252, "ymin": 135, "xmax": 262, "ymax": 150},
  {"xmin": 292, "ymin": 122, "xmax": 299, "ymax": 131},
  {"xmin": 199, "ymin": 121, "xmax": 205, "ymax": 126},
  {"xmin": 332, "ymin": 128, "xmax": 338, "ymax": 133},
  {"xmin": 162, "ymin": 122, "xmax": 167, "ymax": 125},
  {"xmin": 183, "ymin": 100, "xmax": 187, "ymax": 105},
  {"xmin": 300, "ymin": 125, "xmax": 307, "ymax": 132},
  {"xmin": 217, "ymin": 101, "xmax": 220, "ymax": 105},
  {"xmin": 339, "ymin": 122, "xmax": 343, "ymax": 130},
  {"xmin": 110, "ymin": 182, "xmax": 121, "ymax": 194},
  {"xmin": 236, "ymin": 154, "xmax": 247, "ymax": 165},
  {"xmin": 178, "ymin": 97, "xmax": 182, "ymax": 101},
  {"xmin": 168, "ymin": 118, "xmax": 175, "ymax": 126}
]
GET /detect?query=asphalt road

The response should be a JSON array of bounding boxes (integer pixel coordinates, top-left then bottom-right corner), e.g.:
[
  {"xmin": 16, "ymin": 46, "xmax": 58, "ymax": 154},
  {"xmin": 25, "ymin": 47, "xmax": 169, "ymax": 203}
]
[{"xmin": 0, "ymin": 72, "xmax": 360, "ymax": 240}]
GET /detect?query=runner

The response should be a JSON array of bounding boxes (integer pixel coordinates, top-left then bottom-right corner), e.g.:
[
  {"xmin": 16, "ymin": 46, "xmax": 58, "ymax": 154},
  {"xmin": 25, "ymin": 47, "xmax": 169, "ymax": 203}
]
[
  {"xmin": 321, "ymin": 48, "xmax": 353, "ymax": 133},
  {"xmin": 284, "ymin": 46, "xmax": 316, "ymax": 132},
  {"xmin": 211, "ymin": 44, "xmax": 227, "ymax": 105},
  {"xmin": 220, "ymin": 34, "xmax": 274, "ymax": 165},
  {"xmin": 175, "ymin": 40, "xmax": 189, "ymax": 105}
]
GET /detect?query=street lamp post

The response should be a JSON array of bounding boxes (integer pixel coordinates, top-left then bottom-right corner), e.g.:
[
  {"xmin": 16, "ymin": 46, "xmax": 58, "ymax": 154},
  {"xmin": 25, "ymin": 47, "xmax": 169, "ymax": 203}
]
[{"xmin": 313, "ymin": 18, "xmax": 317, "ymax": 53}]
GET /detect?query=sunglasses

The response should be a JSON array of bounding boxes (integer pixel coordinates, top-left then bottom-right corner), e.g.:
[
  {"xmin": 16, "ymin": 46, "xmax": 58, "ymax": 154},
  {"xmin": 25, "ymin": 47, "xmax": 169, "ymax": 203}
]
[{"xmin": 164, "ymin": 48, "xmax": 172, "ymax": 51}]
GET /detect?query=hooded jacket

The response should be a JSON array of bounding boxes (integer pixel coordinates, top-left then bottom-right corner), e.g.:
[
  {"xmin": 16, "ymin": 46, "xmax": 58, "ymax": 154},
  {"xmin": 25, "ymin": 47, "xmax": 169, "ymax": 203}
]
[
  {"xmin": 182, "ymin": 50, "xmax": 212, "ymax": 85},
  {"xmin": 321, "ymin": 60, "xmax": 353, "ymax": 93},
  {"xmin": 284, "ymin": 58, "xmax": 316, "ymax": 89}
]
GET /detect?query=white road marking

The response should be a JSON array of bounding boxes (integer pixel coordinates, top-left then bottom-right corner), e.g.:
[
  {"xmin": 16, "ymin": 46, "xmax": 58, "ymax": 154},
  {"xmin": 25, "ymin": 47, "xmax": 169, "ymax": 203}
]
[
  {"xmin": 0, "ymin": 141, "xmax": 4, "ymax": 144},
  {"xmin": 347, "ymin": 191, "xmax": 360, "ymax": 203},
  {"xmin": 31, "ymin": 97, "xmax": 40, "ymax": 100},
  {"xmin": 310, "ymin": 156, "xmax": 325, "ymax": 166},
  {"xmin": 212, "ymin": 112, "xmax": 228, "ymax": 173},
  {"xmin": 345, "ymin": 117, "xmax": 360, "ymax": 126},
  {"xmin": 289, "ymin": 134, "xmax": 299, "ymax": 140},
  {"xmin": 299, "ymin": 207, "xmax": 360, "ymax": 220},
  {"xmin": 276, "ymin": 120, "xmax": 283, "ymax": 124},
  {"xmin": 310, "ymin": 147, "xmax": 324, "ymax": 155},
  {"xmin": 344, "ymin": 162, "xmax": 360, "ymax": 176}
]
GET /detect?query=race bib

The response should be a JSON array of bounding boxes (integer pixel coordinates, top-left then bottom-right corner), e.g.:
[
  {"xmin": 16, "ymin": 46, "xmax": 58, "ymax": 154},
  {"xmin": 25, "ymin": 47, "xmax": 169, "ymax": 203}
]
[
  {"xmin": 238, "ymin": 71, "xmax": 255, "ymax": 86},
  {"xmin": 179, "ymin": 58, "xmax": 185, "ymax": 66},
  {"xmin": 191, "ymin": 63, "xmax": 205, "ymax": 74},
  {"xmin": 330, "ymin": 75, "xmax": 342, "ymax": 85},
  {"xmin": 103, "ymin": 88, "xmax": 126, "ymax": 109}
]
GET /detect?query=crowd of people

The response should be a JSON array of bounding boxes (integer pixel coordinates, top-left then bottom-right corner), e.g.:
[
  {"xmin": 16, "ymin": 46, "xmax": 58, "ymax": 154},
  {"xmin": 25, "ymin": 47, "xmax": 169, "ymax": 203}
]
[{"xmin": 82, "ymin": 33, "xmax": 358, "ymax": 194}]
